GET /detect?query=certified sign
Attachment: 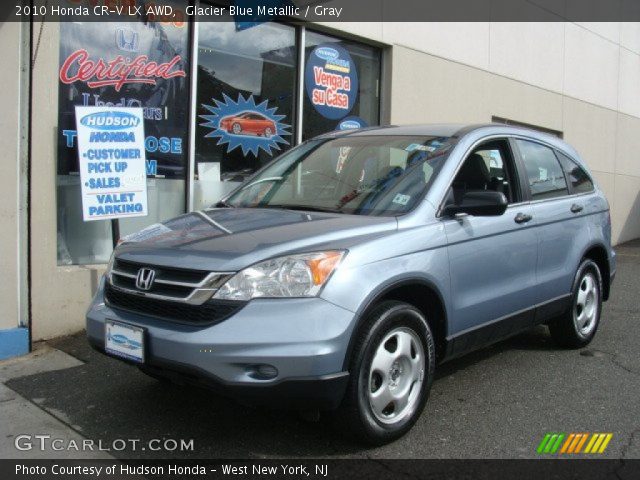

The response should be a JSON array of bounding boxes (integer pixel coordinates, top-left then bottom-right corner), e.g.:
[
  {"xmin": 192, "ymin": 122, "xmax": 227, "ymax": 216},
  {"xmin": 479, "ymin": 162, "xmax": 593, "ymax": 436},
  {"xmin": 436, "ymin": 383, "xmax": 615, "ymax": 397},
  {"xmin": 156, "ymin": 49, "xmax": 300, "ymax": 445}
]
[{"xmin": 75, "ymin": 106, "xmax": 148, "ymax": 221}]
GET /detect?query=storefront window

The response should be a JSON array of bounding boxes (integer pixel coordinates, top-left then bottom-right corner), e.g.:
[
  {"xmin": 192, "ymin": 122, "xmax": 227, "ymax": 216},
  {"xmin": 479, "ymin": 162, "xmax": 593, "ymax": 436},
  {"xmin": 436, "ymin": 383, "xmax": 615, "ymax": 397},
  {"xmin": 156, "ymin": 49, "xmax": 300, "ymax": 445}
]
[
  {"xmin": 55, "ymin": 13, "xmax": 382, "ymax": 265},
  {"xmin": 56, "ymin": 14, "xmax": 191, "ymax": 265},
  {"xmin": 194, "ymin": 19, "xmax": 297, "ymax": 210},
  {"xmin": 303, "ymin": 30, "xmax": 381, "ymax": 140}
]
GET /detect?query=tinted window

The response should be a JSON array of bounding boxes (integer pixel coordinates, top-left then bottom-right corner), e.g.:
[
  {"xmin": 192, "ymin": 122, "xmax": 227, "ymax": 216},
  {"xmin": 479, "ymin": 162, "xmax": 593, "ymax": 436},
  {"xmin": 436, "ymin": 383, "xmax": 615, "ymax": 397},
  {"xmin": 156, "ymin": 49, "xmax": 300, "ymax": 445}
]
[
  {"xmin": 516, "ymin": 139, "xmax": 568, "ymax": 200},
  {"xmin": 557, "ymin": 151, "xmax": 594, "ymax": 194}
]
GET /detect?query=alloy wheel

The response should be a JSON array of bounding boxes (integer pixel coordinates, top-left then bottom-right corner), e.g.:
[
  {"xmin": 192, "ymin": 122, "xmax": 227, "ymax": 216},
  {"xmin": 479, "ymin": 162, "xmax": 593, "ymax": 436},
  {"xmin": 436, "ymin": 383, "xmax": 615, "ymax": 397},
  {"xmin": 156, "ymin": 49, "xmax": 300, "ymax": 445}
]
[
  {"xmin": 368, "ymin": 327, "xmax": 425, "ymax": 424},
  {"xmin": 574, "ymin": 271, "xmax": 599, "ymax": 337}
]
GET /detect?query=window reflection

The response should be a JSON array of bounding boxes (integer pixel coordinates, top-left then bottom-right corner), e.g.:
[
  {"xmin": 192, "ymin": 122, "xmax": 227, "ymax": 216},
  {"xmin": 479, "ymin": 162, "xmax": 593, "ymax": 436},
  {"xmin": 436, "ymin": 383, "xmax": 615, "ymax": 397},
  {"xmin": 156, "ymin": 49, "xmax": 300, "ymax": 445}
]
[{"xmin": 194, "ymin": 20, "xmax": 297, "ymax": 210}]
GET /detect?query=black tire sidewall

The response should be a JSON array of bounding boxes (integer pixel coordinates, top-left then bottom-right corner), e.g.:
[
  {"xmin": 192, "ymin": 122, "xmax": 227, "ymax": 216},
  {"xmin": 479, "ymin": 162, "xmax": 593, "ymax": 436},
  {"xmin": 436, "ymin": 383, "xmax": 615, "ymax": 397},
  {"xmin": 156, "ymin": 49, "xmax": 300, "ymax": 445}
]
[{"xmin": 351, "ymin": 302, "xmax": 435, "ymax": 442}]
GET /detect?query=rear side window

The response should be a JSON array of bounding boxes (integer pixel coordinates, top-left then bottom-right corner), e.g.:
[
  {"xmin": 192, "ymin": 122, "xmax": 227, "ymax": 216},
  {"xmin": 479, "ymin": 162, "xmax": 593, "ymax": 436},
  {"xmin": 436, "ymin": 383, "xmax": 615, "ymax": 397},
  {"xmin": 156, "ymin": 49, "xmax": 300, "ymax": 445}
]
[
  {"xmin": 557, "ymin": 151, "xmax": 594, "ymax": 194},
  {"xmin": 515, "ymin": 139, "xmax": 568, "ymax": 200}
]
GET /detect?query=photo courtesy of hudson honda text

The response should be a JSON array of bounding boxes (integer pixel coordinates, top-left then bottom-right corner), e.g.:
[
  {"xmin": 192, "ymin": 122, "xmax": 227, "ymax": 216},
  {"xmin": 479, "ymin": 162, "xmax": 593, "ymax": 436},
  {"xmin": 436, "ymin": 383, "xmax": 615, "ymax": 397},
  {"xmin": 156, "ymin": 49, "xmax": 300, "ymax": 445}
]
[{"xmin": 15, "ymin": 463, "xmax": 329, "ymax": 477}]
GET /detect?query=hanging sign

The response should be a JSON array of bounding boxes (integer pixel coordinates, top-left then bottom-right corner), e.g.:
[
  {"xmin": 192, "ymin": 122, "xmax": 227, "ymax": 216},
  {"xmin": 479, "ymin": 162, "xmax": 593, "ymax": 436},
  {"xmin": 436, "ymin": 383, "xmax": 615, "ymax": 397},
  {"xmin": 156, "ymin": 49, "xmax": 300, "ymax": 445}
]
[
  {"xmin": 305, "ymin": 44, "xmax": 358, "ymax": 120},
  {"xmin": 75, "ymin": 106, "xmax": 148, "ymax": 221}
]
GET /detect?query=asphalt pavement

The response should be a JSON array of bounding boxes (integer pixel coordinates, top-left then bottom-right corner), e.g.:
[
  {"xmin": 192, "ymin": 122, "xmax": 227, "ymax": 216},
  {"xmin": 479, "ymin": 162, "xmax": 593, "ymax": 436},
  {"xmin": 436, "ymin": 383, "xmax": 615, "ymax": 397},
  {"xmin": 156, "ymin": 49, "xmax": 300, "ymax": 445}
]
[{"xmin": 3, "ymin": 240, "xmax": 640, "ymax": 459}]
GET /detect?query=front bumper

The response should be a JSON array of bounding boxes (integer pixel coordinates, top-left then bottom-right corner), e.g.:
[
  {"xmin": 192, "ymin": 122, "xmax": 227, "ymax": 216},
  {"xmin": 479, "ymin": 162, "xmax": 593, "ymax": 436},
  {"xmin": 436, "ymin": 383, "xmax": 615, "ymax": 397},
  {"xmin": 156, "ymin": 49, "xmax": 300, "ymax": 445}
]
[{"xmin": 86, "ymin": 278, "xmax": 355, "ymax": 409}]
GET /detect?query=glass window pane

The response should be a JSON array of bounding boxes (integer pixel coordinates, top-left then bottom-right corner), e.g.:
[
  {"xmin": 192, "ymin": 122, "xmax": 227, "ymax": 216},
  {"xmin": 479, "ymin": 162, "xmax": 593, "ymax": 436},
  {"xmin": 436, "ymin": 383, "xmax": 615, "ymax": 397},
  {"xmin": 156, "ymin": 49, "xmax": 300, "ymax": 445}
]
[
  {"xmin": 557, "ymin": 151, "xmax": 594, "ymax": 194},
  {"xmin": 303, "ymin": 31, "xmax": 381, "ymax": 140},
  {"xmin": 57, "ymin": 16, "xmax": 190, "ymax": 265},
  {"xmin": 226, "ymin": 135, "xmax": 456, "ymax": 216},
  {"xmin": 194, "ymin": 19, "xmax": 297, "ymax": 210},
  {"xmin": 516, "ymin": 139, "xmax": 568, "ymax": 200}
]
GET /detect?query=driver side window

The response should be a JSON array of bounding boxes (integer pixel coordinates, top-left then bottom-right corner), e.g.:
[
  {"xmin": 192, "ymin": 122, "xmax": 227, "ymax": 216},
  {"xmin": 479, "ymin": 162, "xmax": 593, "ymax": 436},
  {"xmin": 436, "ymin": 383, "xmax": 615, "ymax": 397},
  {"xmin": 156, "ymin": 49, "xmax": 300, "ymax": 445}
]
[{"xmin": 451, "ymin": 139, "xmax": 520, "ymax": 205}]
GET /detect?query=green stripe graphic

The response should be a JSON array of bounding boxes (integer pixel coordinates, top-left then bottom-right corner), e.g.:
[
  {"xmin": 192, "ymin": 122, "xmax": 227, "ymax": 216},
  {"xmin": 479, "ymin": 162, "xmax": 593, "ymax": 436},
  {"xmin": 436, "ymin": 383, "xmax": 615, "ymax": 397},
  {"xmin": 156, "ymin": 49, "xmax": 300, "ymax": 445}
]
[
  {"xmin": 537, "ymin": 433, "xmax": 566, "ymax": 454},
  {"xmin": 537, "ymin": 433, "xmax": 552, "ymax": 454},
  {"xmin": 550, "ymin": 434, "xmax": 565, "ymax": 453},
  {"xmin": 544, "ymin": 434, "xmax": 559, "ymax": 453}
]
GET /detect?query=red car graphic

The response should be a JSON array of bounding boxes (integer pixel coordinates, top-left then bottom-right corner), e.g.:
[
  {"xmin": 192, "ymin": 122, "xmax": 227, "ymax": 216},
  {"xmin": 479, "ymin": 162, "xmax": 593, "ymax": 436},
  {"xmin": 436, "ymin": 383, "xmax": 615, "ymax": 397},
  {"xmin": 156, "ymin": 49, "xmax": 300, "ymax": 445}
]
[{"xmin": 220, "ymin": 112, "xmax": 277, "ymax": 138}]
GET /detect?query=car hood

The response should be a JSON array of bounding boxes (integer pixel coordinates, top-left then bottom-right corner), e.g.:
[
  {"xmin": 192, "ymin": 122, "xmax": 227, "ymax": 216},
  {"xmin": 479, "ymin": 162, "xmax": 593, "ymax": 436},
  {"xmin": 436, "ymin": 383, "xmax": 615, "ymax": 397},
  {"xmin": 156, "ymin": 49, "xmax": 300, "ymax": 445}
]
[{"xmin": 115, "ymin": 207, "xmax": 398, "ymax": 271}]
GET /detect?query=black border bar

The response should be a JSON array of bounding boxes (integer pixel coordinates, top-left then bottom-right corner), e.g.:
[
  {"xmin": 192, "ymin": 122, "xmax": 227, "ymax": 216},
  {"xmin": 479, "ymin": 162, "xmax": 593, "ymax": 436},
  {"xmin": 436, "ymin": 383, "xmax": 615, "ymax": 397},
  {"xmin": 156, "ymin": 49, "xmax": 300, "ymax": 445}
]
[
  {"xmin": 4, "ymin": 0, "xmax": 640, "ymax": 23},
  {"xmin": 3, "ymin": 459, "xmax": 640, "ymax": 480}
]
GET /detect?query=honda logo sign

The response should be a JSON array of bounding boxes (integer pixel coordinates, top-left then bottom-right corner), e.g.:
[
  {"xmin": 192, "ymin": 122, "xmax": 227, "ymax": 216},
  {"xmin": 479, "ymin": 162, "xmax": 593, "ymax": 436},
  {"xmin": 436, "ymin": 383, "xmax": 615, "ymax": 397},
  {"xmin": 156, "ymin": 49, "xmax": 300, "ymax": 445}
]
[{"xmin": 135, "ymin": 268, "xmax": 156, "ymax": 291}]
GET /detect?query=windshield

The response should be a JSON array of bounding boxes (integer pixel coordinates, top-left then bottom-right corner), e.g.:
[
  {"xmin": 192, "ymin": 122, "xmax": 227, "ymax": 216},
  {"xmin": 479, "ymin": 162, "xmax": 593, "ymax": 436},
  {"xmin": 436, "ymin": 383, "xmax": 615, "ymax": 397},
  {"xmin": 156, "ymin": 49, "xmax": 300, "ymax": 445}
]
[{"xmin": 225, "ymin": 135, "xmax": 456, "ymax": 215}]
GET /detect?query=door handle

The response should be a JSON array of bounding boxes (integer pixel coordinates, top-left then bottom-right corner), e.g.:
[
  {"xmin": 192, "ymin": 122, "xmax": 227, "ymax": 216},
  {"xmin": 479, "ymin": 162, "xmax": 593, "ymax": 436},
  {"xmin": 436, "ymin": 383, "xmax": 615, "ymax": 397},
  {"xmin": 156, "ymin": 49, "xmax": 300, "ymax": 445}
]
[
  {"xmin": 514, "ymin": 213, "xmax": 533, "ymax": 224},
  {"xmin": 570, "ymin": 204, "xmax": 584, "ymax": 213}
]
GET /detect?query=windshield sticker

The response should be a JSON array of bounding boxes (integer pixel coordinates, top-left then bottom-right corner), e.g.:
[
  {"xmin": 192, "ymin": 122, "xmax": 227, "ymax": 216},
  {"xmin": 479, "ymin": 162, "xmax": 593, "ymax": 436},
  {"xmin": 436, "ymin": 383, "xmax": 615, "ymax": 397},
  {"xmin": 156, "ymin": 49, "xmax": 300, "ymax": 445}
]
[
  {"xmin": 392, "ymin": 193, "xmax": 411, "ymax": 206},
  {"xmin": 406, "ymin": 143, "xmax": 436, "ymax": 153},
  {"xmin": 200, "ymin": 93, "xmax": 291, "ymax": 157}
]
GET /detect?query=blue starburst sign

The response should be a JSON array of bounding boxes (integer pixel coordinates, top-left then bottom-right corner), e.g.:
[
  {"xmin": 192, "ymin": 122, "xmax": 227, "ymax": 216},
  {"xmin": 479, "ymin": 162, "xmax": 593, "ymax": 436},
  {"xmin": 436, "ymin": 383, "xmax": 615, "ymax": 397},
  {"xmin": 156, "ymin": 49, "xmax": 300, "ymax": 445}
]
[{"xmin": 200, "ymin": 94, "xmax": 291, "ymax": 157}]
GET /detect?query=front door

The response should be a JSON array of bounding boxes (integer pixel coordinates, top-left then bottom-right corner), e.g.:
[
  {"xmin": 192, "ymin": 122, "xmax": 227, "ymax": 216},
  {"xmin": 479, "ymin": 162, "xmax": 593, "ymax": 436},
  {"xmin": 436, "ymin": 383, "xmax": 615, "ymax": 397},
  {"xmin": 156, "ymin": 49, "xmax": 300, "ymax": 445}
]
[{"xmin": 443, "ymin": 138, "xmax": 538, "ymax": 353}]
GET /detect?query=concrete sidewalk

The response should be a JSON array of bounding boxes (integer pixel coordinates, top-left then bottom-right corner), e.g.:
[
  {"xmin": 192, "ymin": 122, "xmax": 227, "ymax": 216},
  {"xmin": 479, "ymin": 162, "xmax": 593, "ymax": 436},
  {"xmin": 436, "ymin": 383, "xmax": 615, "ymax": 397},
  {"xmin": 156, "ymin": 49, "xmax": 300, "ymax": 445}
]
[{"xmin": 0, "ymin": 344, "xmax": 113, "ymax": 459}]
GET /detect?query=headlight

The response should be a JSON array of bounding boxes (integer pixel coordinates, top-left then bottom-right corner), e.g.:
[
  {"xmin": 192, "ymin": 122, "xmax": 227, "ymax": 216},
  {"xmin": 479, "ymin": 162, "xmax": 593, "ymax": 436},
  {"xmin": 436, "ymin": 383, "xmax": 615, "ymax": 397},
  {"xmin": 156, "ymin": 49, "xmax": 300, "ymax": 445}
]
[{"xmin": 214, "ymin": 251, "xmax": 345, "ymax": 301}]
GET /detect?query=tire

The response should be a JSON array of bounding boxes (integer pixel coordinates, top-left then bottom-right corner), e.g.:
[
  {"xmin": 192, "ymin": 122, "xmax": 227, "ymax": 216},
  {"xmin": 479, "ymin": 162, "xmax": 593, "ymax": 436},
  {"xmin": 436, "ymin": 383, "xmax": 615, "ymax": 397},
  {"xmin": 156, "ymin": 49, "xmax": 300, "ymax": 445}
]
[
  {"xmin": 549, "ymin": 259, "xmax": 603, "ymax": 348},
  {"xmin": 232, "ymin": 123, "xmax": 242, "ymax": 134},
  {"xmin": 337, "ymin": 301, "xmax": 435, "ymax": 445},
  {"xmin": 264, "ymin": 127, "xmax": 273, "ymax": 137}
]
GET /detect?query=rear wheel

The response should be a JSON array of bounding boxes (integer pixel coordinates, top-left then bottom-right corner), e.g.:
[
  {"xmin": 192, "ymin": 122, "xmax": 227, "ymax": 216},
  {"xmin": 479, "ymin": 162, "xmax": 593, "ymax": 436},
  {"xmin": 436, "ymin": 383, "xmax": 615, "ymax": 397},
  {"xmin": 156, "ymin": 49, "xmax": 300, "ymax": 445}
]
[
  {"xmin": 549, "ymin": 259, "xmax": 602, "ymax": 348},
  {"xmin": 337, "ymin": 301, "xmax": 435, "ymax": 445}
]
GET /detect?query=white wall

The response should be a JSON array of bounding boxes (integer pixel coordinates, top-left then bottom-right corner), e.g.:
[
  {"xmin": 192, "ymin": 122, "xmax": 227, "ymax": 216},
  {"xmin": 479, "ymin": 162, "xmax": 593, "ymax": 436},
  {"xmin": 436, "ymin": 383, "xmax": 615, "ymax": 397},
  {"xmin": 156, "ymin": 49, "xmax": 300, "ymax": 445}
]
[{"xmin": 0, "ymin": 22, "xmax": 24, "ymax": 332}]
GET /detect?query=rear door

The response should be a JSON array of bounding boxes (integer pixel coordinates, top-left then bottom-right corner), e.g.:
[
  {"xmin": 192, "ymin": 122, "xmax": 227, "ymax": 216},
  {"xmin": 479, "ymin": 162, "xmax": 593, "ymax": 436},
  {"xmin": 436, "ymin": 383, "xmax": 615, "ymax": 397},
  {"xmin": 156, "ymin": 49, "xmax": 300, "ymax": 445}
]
[
  {"xmin": 512, "ymin": 138, "xmax": 587, "ymax": 318},
  {"xmin": 443, "ymin": 137, "xmax": 538, "ymax": 351}
]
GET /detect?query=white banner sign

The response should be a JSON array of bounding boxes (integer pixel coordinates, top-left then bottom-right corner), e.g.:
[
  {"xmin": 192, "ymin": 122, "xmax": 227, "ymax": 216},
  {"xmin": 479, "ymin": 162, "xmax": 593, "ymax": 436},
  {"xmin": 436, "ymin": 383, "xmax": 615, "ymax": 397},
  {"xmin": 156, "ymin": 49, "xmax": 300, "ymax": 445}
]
[{"xmin": 75, "ymin": 106, "xmax": 148, "ymax": 222}]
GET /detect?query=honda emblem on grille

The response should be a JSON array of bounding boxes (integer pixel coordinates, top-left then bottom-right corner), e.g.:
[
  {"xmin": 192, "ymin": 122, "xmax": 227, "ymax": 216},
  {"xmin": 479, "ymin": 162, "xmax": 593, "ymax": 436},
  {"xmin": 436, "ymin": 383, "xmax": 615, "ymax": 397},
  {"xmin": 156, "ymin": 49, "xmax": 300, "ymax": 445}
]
[{"xmin": 135, "ymin": 268, "xmax": 156, "ymax": 291}]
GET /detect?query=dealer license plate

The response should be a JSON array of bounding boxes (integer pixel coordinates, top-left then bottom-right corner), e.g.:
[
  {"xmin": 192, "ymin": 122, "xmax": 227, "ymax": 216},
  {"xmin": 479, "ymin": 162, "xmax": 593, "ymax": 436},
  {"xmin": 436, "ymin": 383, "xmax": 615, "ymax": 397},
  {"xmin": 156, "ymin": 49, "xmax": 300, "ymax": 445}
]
[{"xmin": 105, "ymin": 320, "xmax": 145, "ymax": 363}]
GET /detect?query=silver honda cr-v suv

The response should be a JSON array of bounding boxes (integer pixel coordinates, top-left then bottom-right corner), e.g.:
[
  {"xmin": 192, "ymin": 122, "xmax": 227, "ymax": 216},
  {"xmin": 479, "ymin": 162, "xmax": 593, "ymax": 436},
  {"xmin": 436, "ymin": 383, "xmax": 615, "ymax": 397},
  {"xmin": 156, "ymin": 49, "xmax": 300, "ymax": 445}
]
[{"xmin": 87, "ymin": 124, "xmax": 615, "ymax": 444}]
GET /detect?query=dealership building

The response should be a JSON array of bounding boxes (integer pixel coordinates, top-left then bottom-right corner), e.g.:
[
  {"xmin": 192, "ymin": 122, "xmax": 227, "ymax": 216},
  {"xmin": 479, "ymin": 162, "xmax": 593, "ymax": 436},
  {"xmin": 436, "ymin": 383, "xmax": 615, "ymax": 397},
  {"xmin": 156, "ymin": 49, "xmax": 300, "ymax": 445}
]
[{"xmin": 1, "ymin": 9, "xmax": 640, "ymax": 358}]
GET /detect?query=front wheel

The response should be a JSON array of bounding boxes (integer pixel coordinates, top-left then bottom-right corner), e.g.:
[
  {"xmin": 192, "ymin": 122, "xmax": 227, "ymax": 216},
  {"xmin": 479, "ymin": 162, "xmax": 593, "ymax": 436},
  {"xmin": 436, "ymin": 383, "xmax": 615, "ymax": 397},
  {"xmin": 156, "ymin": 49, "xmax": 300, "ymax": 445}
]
[
  {"xmin": 337, "ymin": 301, "xmax": 435, "ymax": 445},
  {"xmin": 549, "ymin": 259, "xmax": 603, "ymax": 348}
]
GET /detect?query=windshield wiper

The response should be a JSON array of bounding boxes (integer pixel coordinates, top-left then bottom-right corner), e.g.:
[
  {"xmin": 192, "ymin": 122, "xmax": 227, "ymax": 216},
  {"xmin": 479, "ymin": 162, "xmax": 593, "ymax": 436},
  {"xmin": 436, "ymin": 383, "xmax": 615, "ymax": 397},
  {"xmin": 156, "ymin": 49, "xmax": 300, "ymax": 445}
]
[{"xmin": 261, "ymin": 204, "xmax": 343, "ymax": 214}]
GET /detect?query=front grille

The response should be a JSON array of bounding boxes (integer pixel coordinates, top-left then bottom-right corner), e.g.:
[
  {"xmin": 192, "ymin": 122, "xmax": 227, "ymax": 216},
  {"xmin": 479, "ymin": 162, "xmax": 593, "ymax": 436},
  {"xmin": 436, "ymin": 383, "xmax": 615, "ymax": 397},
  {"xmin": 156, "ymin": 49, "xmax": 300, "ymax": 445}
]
[
  {"xmin": 109, "ymin": 258, "xmax": 233, "ymax": 304},
  {"xmin": 114, "ymin": 259, "xmax": 209, "ymax": 284},
  {"xmin": 104, "ymin": 283, "xmax": 245, "ymax": 325}
]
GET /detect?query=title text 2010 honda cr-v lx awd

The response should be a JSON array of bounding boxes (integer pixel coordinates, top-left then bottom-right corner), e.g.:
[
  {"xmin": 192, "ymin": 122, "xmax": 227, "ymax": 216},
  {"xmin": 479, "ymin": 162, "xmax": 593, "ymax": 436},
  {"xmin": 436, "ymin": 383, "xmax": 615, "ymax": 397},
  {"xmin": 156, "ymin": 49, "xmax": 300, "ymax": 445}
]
[{"xmin": 87, "ymin": 124, "xmax": 615, "ymax": 444}]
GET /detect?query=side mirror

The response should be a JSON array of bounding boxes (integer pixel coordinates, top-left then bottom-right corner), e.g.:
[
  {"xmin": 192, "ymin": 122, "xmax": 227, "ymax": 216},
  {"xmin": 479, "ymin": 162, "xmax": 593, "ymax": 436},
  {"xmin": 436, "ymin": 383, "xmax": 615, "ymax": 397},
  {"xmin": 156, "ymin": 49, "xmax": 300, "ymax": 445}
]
[{"xmin": 443, "ymin": 191, "xmax": 508, "ymax": 217}]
